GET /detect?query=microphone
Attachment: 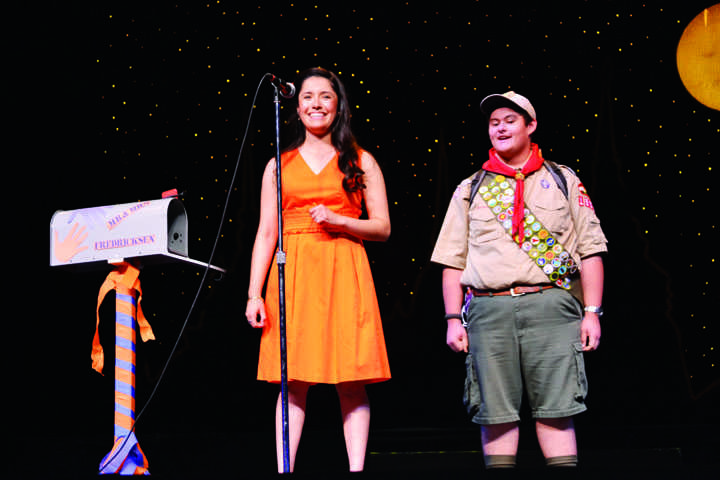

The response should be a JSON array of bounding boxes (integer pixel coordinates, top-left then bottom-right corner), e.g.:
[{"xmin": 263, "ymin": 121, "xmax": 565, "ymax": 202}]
[{"xmin": 265, "ymin": 73, "xmax": 296, "ymax": 98}]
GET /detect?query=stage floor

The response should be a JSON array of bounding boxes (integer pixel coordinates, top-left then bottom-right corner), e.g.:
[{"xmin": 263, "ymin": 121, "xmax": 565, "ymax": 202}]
[{"xmin": 17, "ymin": 423, "xmax": 718, "ymax": 479}]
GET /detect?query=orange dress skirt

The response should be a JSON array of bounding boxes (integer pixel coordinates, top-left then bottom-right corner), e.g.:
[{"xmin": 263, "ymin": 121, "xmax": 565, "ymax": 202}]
[{"xmin": 257, "ymin": 149, "xmax": 391, "ymax": 384}]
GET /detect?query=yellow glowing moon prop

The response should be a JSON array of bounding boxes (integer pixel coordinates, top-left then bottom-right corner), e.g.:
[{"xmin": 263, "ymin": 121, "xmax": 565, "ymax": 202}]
[{"xmin": 676, "ymin": 4, "xmax": 720, "ymax": 111}]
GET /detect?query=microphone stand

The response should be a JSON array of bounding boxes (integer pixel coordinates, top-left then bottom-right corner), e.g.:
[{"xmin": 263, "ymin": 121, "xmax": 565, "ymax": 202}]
[{"xmin": 272, "ymin": 85, "xmax": 291, "ymax": 473}]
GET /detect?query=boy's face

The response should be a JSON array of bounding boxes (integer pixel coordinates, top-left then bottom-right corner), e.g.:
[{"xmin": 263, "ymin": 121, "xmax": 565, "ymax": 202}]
[{"xmin": 488, "ymin": 107, "xmax": 537, "ymax": 161}]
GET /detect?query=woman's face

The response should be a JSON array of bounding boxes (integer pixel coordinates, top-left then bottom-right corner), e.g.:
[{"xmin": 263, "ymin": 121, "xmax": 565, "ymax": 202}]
[{"xmin": 297, "ymin": 76, "xmax": 338, "ymax": 138}]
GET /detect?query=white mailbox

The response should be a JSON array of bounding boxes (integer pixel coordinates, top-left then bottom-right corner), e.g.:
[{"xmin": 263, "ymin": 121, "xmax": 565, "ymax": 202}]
[{"xmin": 50, "ymin": 198, "xmax": 222, "ymax": 271}]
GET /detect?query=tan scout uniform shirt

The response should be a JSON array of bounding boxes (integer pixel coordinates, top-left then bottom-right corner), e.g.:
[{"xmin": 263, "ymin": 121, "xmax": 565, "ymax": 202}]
[{"xmin": 431, "ymin": 163, "xmax": 608, "ymax": 290}]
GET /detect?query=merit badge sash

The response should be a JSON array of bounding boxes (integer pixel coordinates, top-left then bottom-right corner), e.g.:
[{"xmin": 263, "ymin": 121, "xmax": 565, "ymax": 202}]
[{"xmin": 478, "ymin": 174, "xmax": 579, "ymax": 291}]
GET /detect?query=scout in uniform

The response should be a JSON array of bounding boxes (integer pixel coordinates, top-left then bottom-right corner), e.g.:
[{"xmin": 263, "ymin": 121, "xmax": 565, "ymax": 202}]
[{"xmin": 431, "ymin": 91, "xmax": 607, "ymax": 469}]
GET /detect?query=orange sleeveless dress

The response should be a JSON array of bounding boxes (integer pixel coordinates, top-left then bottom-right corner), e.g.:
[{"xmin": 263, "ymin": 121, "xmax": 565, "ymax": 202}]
[{"xmin": 257, "ymin": 148, "xmax": 391, "ymax": 384}]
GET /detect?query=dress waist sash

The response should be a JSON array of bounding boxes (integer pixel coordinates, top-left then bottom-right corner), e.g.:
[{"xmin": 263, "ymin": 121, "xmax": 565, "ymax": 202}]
[{"xmin": 282, "ymin": 208, "xmax": 360, "ymax": 234}]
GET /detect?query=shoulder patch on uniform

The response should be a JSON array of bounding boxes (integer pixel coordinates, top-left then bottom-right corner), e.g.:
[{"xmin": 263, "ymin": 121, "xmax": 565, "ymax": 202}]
[{"xmin": 577, "ymin": 182, "xmax": 595, "ymax": 210}]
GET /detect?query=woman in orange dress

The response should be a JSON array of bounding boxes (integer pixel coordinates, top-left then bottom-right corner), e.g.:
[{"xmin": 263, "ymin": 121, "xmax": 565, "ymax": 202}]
[{"xmin": 245, "ymin": 67, "xmax": 391, "ymax": 473}]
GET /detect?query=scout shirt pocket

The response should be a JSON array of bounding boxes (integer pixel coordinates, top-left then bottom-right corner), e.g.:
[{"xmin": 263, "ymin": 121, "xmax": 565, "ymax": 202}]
[
  {"xmin": 468, "ymin": 203, "xmax": 504, "ymax": 246},
  {"xmin": 530, "ymin": 193, "xmax": 572, "ymax": 236}
]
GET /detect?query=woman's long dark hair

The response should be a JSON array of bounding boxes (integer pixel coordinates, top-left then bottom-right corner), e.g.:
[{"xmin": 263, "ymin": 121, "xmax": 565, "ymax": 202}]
[{"xmin": 284, "ymin": 67, "xmax": 365, "ymax": 193}]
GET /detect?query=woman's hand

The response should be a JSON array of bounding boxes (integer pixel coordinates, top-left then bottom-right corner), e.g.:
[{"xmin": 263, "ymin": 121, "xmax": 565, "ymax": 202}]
[
  {"xmin": 245, "ymin": 298, "xmax": 266, "ymax": 328},
  {"xmin": 309, "ymin": 204, "xmax": 344, "ymax": 231}
]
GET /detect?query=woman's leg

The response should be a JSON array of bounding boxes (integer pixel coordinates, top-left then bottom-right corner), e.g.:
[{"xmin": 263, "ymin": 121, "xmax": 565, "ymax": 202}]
[
  {"xmin": 276, "ymin": 381, "xmax": 311, "ymax": 473},
  {"xmin": 336, "ymin": 381, "xmax": 370, "ymax": 472}
]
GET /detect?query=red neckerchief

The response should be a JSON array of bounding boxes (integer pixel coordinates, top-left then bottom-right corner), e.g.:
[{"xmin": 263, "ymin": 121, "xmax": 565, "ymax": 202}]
[{"xmin": 481, "ymin": 143, "xmax": 544, "ymax": 242}]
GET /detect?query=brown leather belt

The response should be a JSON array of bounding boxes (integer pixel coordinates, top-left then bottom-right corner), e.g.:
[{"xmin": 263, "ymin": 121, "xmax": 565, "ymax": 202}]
[{"xmin": 469, "ymin": 285, "xmax": 555, "ymax": 297}]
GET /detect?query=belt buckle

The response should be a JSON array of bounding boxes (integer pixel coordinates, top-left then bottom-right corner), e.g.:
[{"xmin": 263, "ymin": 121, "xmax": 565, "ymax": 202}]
[{"xmin": 510, "ymin": 287, "xmax": 526, "ymax": 297}]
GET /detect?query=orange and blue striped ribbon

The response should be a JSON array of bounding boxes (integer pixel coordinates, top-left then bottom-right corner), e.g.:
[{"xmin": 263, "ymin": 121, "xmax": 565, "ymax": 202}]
[{"xmin": 95, "ymin": 262, "xmax": 153, "ymax": 475}]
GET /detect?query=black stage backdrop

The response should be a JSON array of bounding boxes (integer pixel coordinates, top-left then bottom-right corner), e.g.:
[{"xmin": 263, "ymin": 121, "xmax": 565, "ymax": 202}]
[{"xmin": 12, "ymin": 0, "xmax": 719, "ymax": 476}]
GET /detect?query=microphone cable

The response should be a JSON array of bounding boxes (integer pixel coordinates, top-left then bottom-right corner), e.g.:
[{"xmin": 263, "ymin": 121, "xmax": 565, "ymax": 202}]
[{"xmin": 99, "ymin": 72, "xmax": 273, "ymax": 473}]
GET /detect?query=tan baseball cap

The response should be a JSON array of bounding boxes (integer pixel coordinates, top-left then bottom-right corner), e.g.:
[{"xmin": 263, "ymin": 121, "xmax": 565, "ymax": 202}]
[{"xmin": 480, "ymin": 91, "xmax": 536, "ymax": 120}]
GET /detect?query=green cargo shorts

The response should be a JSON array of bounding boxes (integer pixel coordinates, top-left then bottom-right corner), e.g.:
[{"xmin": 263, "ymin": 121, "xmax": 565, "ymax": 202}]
[{"xmin": 463, "ymin": 287, "xmax": 588, "ymax": 425}]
